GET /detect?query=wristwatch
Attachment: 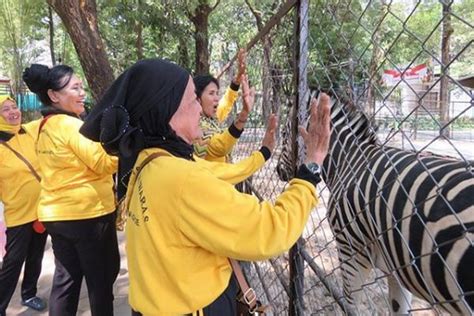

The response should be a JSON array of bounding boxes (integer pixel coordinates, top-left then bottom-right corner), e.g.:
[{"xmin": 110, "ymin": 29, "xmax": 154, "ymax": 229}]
[{"xmin": 304, "ymin": 162, "xmax": 321, "ymax": 175}]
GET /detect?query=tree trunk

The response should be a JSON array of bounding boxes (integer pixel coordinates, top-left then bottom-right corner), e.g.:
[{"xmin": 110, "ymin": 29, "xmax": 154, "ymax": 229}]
[
  {"xmin": 48, "ymin": 6, "xmax": 56, "ymax": 65},
  {"xmin": 135, "ymin": 20, "xmax": 143, "ymax": 60},
  {"xmin": 188, "ymin": 0, "xmax": 220, "ymax": 75},
  {"xmin": 191, "ymin": 8, "xmax": 210, "ymax": 75},
  {"xmin": 439, "ymin": 2, "xmax": 453, "ymax": 139},
  {"xmin": 245, "ymin": 0, "xmax": 276, "ymax": 122},
  {"xmin": 366, "ymin": 1, "xmax": 387, "ymax": 116},
  {"xmin": 261, "ymin": 41, "xmax": 273, "ymax": 121},
  {"xmin": 47, "ymin": 0, "xmax": 114, "ymax": 101},
  {"xmin": 134, "ymin": 0, "xmax": 143, "ymax": 60},
  {"xmin": 178, "ymin": 36, "xmax": 190, "ymax": 71}
]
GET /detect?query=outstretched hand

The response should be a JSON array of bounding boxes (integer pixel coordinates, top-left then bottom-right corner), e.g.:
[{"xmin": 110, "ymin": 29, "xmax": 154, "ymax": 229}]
[
  {"xmin": 240, "ymin": 74, "xmax": 255, "ymax": 117},
  {"xmin": 234, "ymin": 48, "xmax": 247, "ymax": 84},
  {"xmin": 298, "ymin": 93, "xmax": 331, "ymax": 165},
  {"xmin": 261, "ymin": 114, "xmax": 278, "ymax": 153}
]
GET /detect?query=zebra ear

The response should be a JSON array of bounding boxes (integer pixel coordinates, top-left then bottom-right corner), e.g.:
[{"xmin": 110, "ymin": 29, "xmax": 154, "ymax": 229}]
[{"xmin": 306, "ymin": 89, "xmax": 319, "ymax": 111}]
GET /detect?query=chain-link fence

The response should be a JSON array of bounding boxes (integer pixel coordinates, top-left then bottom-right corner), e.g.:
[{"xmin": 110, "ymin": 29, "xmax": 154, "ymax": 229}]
[{"xmin": 220, "ymin": 0, "xmax": 473, "ymax": 314}]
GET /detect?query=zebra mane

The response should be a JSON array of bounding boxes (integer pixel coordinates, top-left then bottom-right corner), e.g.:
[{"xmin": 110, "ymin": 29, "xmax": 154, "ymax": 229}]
[
  {"xmin": 313, "ymin": 90, "xmax": 379, "ymax": 146},
  {"xmin": 306, "ymin": 89, "xmax": 379, "ymax": 144}
]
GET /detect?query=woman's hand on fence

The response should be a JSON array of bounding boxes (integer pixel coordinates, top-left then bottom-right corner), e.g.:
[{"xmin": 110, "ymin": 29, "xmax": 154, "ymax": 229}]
[
  {"xmin": 234, "ymin": 48, "xmax": 247, "ymax": 85},
  {"xmin": 261, "ymin": 114, "xmax": 278, "ymax": 153},
  {"xmin": 235, "ymin": 74, "xmax": 254, "ymax": 130},
  {"xmin": 299, "ymin": 93, "xmax": 331, "ymax": 165}
]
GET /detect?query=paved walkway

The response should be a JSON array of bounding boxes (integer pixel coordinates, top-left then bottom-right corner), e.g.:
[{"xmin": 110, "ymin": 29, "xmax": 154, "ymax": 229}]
[{"xmin": 4, "ymin": 232, "xmax": 131, "ymax": 316}]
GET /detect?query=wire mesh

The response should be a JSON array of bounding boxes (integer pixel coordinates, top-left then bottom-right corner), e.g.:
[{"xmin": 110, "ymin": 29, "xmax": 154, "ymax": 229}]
[{"xmin": 220, "ymin": 0, "xmax": 473, "ymax": 315}]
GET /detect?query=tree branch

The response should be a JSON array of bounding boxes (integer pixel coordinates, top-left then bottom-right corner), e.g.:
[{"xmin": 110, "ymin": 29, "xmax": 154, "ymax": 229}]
[{"xmin": 210, "ymin": 0, "xmax": 221, "ymax": 12}]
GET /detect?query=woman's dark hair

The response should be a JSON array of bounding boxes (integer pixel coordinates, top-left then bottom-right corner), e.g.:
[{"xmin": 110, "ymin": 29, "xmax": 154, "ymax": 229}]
[
  {"xmin": 193, "ymin": 75, "xmax": 219, "ymax": 98},
  {"xmin": 22, "ymin": 64, "xmax": 74, "ymax": 106}
]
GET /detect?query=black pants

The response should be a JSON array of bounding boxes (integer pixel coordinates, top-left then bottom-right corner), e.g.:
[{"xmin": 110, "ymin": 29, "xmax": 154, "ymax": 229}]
[
  {"xmin": 131, "ymin": 275, "xmax": 238, "ymax": 316},
  {"xmin": 0, "ymin": 221, "xmax": 47, "ymax": 314},
  {"xmin": 44, "ymin": 212, "xmax": 120, "ymax": 316}
]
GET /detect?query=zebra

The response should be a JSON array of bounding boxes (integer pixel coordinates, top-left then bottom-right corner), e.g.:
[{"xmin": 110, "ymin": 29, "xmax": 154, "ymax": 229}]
[{"xmin": 276, "ymin": 91, "xmax": 474, "ymax": 314}]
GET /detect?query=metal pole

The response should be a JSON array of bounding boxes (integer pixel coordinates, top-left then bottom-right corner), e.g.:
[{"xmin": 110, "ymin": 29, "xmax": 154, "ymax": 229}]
[{"xmin": 289, "ymin": 0, "xmax": 309, "ymax": 315}]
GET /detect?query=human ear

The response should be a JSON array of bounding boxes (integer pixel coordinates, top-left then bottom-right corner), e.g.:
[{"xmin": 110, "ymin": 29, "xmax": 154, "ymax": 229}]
[{"xmin": 47, "ymin": 89, "xmax": 59, "ymax": 103}]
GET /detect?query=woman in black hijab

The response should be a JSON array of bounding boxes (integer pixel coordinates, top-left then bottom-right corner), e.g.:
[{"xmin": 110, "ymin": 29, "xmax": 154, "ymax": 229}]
[{"xmin": 80, "ymin": 59, "xmax": 331, "ymax": 315}]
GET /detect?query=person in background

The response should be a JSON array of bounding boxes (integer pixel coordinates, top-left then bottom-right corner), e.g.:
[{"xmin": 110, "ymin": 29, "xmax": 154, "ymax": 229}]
[
  {"xmin": 79, "ymin": 58, "xmax": 331, "ymax": 315},
  {"xmin": 0, "ymin": 95, "xmax": 47, "ymax": 315},
  {"xmin": 193, "ymin": 48, "xmax": 248, "ymax": 162},
  {"xmin": 22, "ymin": 64, "xmax": 119, "ymax": 316}
]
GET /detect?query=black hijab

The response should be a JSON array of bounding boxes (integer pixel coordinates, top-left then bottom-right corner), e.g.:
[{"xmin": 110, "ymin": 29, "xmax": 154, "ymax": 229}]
[{"xmin": 80, "ymin": 59, "xmax": 191, "ymax": 199}]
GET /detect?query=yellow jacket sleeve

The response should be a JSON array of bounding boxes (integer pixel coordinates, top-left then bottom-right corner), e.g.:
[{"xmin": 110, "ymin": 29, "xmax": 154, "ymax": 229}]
[
  {"xmin": 22, "ymin": 119, "xmax": 41, "ymax": 138},
  {"xmin": 194, "ymin": 150, "xmax": 265, "ymax": 185},
  {"xmin": 66, "ymin": 119, "xmax": 118, "ymax": 175},
  {"xmin": 125, "ymin": 149, "xmax": 317, "ymax": 313},
  {"xmin": 178, "ymin": 168, "xmax": 317, "ymax": 261},
  {"xmin": 36, "ymin": 115, "xmax": 117, "ymax": 221},
  {"xmin": 216, "ymin": 86, "xmax": 239, "ymax": 123},
  {"xmin": 203, "ymin": 128, "xmax": 238, "ymax": 161}
]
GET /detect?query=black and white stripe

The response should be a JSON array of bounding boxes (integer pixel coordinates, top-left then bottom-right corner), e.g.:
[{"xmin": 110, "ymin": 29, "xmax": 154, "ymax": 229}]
[{"xmin": 277, "ymin": 92, "xmax": 474, "ymax": 314}]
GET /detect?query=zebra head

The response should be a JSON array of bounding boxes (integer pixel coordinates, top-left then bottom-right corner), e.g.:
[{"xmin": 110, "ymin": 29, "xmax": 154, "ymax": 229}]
[
  {"xmin": 275, "ymin": 90, "xmax": 378, "ymax": 185},
  {"xmin": 322, "ymin": 94, "xmax": 378, "ymax": 188}
]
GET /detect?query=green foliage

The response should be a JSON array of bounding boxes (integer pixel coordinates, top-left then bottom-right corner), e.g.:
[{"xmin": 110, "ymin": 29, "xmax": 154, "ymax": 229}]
[
  {"xmin": 0, "ymin": 0, "xmax": 49, "ymax": 92},
  {"xmin": 0, "ymin": 0, "xmax": 472, "ymax": 109},
  {"xmin": 97, "ymin": 0, "xmax": 199, "ymax": 74},
  {"xmin": 301, "ymin": 0, "xmax": 473, "ymax": 128},
  {"xmin": 450, "ymin": 0, "xmax": 474, "ymax": 77}
]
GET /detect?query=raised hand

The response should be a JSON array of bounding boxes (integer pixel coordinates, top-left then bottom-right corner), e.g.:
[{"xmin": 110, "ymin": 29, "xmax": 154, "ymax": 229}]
[
  {"xmin": 261, "ymin": 114, "xmax": 278, "ymax": 153},
  {"xmin": 234, "ymin": 48, "xmax": 247, "ymax": 85},
  {"xmin": 235, "ymin": 74, "xmax": 255, "ymax": 130},
  {"xmin": 298, "ymin": 93, "xmax": 331, "ymax": 165}
]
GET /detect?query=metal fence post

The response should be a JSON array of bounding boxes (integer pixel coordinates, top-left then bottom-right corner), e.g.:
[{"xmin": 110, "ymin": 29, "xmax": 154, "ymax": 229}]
[{"xmin": 289, "ymin": 0, "xmax": 309, "ymax": 315}]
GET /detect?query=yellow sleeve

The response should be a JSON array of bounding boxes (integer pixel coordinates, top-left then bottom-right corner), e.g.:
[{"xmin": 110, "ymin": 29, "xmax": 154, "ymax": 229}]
[
  {"xmin": 22, "ymin": 119, "xmax": 41, "ymax": 138},
  {"xmin": 194, "ymin": 150, "xmax": 265, "ymax": 184},
  {"xmin": 204, "ymin": 128, "xmax": 238, "ymax": 160},
  {"xmin": 216, "ymin": 87, "xmax": 239, "ymax": 123},
  {"xmin": 178, "ymin": 169, "xmax": 317, "ymax": 261},
  {"xmin": 66, "ymin": 119, "xmax": 118, "ymax": 175}
]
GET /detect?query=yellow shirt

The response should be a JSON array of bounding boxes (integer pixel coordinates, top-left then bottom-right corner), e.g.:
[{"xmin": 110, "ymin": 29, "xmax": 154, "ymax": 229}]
[
  {"xmin": 216, "ymin": 86, "xmax": 239, "ymax": 123},
  {"xmin": 126, "ymin": 148, "xmax": 317, "ymax": 315},
  {"xmin": 0, "ymin": 120, "xmax": 41, "ymax": 227},
  {"xmin": 194, "ymin": 86, "xmax": 240, "ymax": 163},
  {"xmin": 36, "ymin": 114, "xmax": 118, "ymax": 221},
  {"xmin": 194, "ymin": 126, "xmax": 237, "ymax": 163}
]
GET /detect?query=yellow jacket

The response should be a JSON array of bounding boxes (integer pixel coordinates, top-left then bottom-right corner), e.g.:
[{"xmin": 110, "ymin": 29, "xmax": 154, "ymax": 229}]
[
  {"xmin": 194, "ymin": 86, "xmax": 239, "ymax": 163},
  {"xmin": 36, "ymin": 114, "xmax": 118, "ymax": 221},
  {"xmin": 216, "ymin": 86, "xmax": 239, "ymax": 123},
  {"xmin": 0, "ymin": 120, "xmax": 41, "ymax": 227},
  {"xmin": 194, "ymin": 125, "xmax": 238, "ymax": 163},
  {"xmin": 126, "ymin": 148, "xmax": 317, "ymax": 315}
]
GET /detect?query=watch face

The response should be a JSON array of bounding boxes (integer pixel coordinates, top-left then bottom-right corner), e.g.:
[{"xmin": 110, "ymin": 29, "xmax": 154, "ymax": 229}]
[{"xmin": 306, "ymin": 162, "xmax": 321, "ymax": 174}]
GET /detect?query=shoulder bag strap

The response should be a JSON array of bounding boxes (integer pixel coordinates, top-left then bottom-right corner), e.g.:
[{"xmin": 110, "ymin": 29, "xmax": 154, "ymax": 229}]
[
  {"xmin": 229, "ymin": 259, "xmax": 260, "ymax": 310},
  {"xmin": 37, "ymin": 115, "xmax": 52, "ymax": 141},
  {"xmin": 0, "ymin": 140, "xmax": 41, "ymax": 182},
  {"xmin": 124, "ymin": 152, "xmax": 167, "ymax": 210}
]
